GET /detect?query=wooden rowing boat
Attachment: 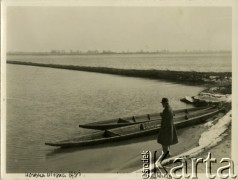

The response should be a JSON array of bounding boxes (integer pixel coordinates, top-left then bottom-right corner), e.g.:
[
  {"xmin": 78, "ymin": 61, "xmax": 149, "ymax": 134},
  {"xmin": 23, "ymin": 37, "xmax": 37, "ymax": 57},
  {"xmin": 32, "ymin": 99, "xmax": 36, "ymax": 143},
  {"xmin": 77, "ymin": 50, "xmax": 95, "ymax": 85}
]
[
  {"xmin": 78, "ymin": 105, "xmax": 213, "ymax": 130},
  {"xmin": 45, "ymin": 107, "xmax": 222, "ymax": 148}
]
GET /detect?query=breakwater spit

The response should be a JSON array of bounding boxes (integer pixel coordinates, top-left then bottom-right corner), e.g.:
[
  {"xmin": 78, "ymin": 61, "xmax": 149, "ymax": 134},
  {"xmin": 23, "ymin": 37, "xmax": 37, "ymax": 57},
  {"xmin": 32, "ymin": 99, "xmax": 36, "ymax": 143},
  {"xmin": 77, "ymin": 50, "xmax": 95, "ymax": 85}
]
[{"xmin": 7, "ymin": 61, "xmax": 231, "ymax": 85}]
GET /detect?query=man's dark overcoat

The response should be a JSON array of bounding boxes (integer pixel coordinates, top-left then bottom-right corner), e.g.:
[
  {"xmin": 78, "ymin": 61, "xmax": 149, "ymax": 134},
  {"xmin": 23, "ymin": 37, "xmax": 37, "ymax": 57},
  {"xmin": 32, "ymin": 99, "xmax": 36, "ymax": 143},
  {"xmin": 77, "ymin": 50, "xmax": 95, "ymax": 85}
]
[{"xmin": 157, "ymin": 106, "xmax": 178, "ymax": 145}]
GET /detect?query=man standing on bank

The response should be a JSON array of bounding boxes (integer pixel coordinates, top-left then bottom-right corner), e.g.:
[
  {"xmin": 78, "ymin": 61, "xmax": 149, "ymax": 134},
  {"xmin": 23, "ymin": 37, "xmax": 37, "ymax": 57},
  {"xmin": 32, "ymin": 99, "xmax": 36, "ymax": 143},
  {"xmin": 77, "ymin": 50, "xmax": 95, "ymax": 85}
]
[{"xmin": 156, "ymin": 98, "xmax": 178, "ymax": 166}]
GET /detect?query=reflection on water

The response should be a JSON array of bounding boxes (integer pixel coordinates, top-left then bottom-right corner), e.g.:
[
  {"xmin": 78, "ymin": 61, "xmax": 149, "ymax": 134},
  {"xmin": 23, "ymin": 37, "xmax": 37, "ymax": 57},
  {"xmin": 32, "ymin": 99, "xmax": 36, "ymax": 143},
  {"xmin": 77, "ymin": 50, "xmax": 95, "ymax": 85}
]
[{"xmin": 7, "ymin": 64, "xmax": 204, "ymax": 173}]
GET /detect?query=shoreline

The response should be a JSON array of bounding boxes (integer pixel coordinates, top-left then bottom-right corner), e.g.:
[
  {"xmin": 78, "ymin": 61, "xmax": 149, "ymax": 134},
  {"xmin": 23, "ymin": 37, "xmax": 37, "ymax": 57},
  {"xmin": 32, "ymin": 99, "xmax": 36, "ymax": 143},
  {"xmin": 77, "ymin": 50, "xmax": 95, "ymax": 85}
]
[
  {"xmin": 7, "ymin": 61, "xmax": 231, "ymax": 86},
  {"xmin": 133, "ymin": 110, "xmax": 231, "ymax": 174},
  {"xmin": 186, "ymin": 127, "xmax": 231, "ymax": 174},
  {"xmin": 33, "ymin": 112, "xmax": 226, "ymax": 173},
  {"xmin": 7, "ymin": 51, "xmax": 231, "ymax": 56},
  {"xmin": 6, "ymin": 60, "xmax": 232, "ymax": 174}
]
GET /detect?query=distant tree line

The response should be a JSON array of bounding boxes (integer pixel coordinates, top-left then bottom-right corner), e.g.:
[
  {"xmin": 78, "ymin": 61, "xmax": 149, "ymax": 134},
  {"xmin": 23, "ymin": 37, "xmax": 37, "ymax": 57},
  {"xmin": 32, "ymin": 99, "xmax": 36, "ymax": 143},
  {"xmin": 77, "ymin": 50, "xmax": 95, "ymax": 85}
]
[{"xmin": 7, "ymin": 49, "xmax": 231, "ymax": 56}]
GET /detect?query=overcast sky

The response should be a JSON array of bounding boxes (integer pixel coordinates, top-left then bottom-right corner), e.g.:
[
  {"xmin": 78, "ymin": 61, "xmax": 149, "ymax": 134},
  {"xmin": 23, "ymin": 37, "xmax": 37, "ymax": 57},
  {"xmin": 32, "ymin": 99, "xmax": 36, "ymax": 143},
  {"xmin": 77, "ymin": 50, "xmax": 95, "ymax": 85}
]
[{"xmin": 7, "ymin": 6, "xmax": 231, "ymax": 52}]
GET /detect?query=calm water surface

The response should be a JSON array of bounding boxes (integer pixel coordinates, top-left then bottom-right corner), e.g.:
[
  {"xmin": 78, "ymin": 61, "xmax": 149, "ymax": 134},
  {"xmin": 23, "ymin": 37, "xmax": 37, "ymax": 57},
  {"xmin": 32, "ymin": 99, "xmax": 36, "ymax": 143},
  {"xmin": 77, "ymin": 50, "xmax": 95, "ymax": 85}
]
[
  {"xmin": 7, "ymin": 64, "xmax": 205, "ymax": 173},
  {"xmin": 7, "ymin": 53, "xmax": 231, "ymax": 72}
]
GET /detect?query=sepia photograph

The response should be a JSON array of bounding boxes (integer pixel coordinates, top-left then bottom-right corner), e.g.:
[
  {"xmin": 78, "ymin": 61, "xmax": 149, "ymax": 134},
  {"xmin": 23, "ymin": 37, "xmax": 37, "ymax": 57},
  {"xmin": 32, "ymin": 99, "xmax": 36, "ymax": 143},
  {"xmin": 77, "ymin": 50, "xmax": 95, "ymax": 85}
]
[{"xmin": 1, "ymin": 0, "xmax": 238, "ymax": 179}]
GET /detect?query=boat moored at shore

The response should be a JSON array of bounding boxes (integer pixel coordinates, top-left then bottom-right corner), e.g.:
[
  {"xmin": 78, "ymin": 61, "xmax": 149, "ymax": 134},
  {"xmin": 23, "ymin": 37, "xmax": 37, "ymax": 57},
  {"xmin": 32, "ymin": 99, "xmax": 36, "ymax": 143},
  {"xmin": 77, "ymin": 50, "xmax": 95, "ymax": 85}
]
[
  {"xmin": 45, "ymin": 107, "xmax": 223, "ymax": 148},
  {"xmin": 78, "ymin": 105, "xmax": 214, "ymax": 130}
]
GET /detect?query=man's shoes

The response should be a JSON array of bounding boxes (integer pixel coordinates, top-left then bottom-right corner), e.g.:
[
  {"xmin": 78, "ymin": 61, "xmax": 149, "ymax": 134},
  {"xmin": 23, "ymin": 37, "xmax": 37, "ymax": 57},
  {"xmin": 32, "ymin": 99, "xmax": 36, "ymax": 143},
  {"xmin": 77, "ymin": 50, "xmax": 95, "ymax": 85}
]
[{"xmin": 161, "ymin": 152, "xmax": 171, "ymax": 161}]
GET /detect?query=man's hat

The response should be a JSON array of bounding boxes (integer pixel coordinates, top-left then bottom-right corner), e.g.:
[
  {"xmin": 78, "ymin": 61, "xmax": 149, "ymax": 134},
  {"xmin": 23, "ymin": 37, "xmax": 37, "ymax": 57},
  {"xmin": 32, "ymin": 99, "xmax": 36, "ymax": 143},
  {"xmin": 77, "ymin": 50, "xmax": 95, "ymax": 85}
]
[{"xmin": 161, "ymin": 98, "xmax": 169, "ymax": 103}]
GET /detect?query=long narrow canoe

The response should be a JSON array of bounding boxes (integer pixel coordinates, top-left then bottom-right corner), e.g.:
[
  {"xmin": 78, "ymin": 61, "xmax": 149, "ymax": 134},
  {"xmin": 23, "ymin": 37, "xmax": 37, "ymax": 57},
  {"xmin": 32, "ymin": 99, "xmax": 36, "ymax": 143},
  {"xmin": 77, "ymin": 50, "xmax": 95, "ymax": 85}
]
[
  {"xmin": 78, "ymin": 105, "xmax": 213, "ymax": 130},
  {"xmin": 45, "ymin": 107, "xmax": 222, "ymax": 148}
]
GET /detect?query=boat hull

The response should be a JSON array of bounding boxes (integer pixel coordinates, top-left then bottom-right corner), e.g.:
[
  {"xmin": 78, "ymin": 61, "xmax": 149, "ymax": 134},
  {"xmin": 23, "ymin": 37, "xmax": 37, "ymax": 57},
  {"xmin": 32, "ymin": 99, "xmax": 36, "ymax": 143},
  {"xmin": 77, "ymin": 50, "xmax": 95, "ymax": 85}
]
[
  {"xmin": 78, "ymin": 105, "xmax": 213, "ymax": 130},
  {"xmin": 45, "ymin": 108, "xmax": 222, "ymax": 148}
]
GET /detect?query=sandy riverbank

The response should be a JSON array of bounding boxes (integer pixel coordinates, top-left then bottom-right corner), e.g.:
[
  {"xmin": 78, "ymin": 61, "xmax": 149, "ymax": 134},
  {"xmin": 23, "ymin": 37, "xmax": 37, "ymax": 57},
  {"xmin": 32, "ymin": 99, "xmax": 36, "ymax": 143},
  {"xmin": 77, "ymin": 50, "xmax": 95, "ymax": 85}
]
[
  {"xmin": 133, "ymin": 109, "xmax": 232, "ymax": 177},
  {"xmin": 6, "ymin": 61, "xmax": 232, "ymax": 174},
  {"xmin": 186, "ymin": 127, "xmax": 231, "ymax": 174},
  {"xmin": 40, "ymin": 113, "xmax": 225, "ymax": 173}
]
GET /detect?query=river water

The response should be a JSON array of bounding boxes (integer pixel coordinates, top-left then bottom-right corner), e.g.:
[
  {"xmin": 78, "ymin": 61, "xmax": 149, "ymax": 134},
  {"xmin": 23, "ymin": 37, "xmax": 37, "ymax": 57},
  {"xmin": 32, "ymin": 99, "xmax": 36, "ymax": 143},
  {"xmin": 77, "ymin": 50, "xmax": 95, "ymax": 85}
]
[
  {"xmin": 6, "ymin": 63, "xmax": 206, "ymax": 173},
  {"xmin": 7, "ymin": 53, "xmax": 230, "ymax": 173},
  {"xmin": 7, "ymin": 53, "xmax": 231, "ymax": 72}
]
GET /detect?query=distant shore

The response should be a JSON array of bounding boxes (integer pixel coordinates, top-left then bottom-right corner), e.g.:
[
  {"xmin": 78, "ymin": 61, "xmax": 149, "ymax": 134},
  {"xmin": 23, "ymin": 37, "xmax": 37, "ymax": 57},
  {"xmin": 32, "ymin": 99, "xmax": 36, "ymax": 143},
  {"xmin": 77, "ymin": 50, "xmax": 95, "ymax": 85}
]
[
  {"xmin": 6, "ymin": 60, "xmax": 232, "ymax": 174},
  {"xmin": 7, "ymin": 61, "xmax": 231, "ymax": 86},
  {"xmin": 7, "ymin": 51, "xmax": 231, "ymax": 56}
]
